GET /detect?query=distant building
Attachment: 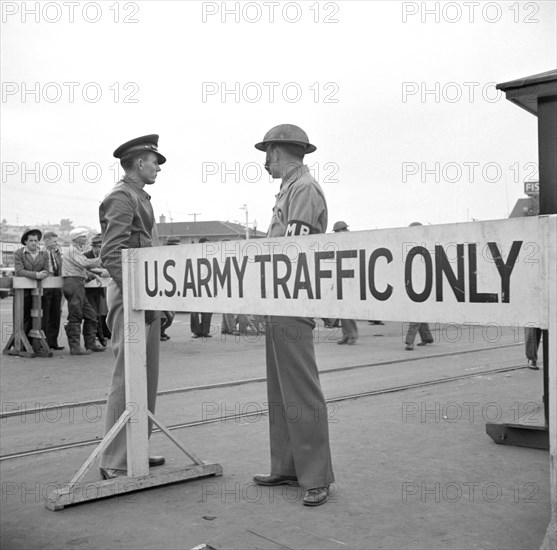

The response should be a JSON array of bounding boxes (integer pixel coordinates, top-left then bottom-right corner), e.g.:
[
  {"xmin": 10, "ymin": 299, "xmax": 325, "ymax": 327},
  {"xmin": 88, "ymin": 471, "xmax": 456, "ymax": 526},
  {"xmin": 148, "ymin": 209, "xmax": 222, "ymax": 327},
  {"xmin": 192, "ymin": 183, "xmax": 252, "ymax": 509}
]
[
  {"xmin": 156, "ymin": 218, "xmax": 266, "ymax": 244},
  {"xmin": 1, "ymin": 242, "xmax": 20, "ymax": 267}
]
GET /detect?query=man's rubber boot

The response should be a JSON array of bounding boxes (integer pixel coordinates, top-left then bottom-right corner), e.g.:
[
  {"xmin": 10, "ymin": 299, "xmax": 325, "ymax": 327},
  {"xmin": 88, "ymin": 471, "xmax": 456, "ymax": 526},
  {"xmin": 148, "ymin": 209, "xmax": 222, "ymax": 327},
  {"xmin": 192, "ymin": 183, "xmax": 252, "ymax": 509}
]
[
  {"xmin": 65, "ymin": 323, "xmax": 92, "ymax": 356},
  {"xmin": 83, "ymin": 321, "xmax": 105, "ymax": 352}
]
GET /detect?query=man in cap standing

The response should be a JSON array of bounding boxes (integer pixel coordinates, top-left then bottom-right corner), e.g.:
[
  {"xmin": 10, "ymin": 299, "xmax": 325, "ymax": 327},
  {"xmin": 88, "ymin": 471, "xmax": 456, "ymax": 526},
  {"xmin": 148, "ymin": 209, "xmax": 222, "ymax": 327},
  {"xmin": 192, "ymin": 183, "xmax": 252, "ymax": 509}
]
[
  {"xmin": 61, "ymin": 228, "xmax": 103, "ymax": 355},
  {"xmin": 332, "ymin": 221, "xmax": 358, "ymax": 345},
  {"xmin": 98, "ymin": 134, "xmax": 166, "ymax": 479},
  {"xmin": 253, "ymin": 124, "xmax": 334, "ymax": 506}
]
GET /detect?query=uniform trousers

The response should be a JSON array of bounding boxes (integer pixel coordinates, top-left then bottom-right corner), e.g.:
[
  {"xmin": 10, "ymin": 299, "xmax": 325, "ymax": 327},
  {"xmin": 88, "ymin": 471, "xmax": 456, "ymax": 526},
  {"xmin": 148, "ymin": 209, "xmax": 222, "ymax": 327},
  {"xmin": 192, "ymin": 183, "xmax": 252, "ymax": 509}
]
[
  {"xmin": 100, "ymin": 281, "xmax": 160, "ymax": 470},
  {"xmin": 341, "ymin": 319, "xmax": 358, "ymax": 340},
  {"xmin": 405, "ymin": 322, "xmax": 433, "ymax": 346},
  {"xmin": 265, "ymin": 315, "xmax": 334, "ymax": 491}
]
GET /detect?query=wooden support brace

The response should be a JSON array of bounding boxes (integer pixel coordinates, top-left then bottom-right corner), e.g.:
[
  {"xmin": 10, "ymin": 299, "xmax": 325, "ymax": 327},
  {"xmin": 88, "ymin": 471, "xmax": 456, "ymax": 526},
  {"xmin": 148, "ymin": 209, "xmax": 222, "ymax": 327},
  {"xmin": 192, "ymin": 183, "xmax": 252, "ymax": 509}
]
[
  {"xmin": 45, "ymin": 251, "xmax": 223, "ymax": 511},
  {"xmin": 3, "ymin": 288, "xmax": 36, "ymax": 357},
  {"xmin": 45, "ymin": 463, "xmax": 223, "ymax": 511}
]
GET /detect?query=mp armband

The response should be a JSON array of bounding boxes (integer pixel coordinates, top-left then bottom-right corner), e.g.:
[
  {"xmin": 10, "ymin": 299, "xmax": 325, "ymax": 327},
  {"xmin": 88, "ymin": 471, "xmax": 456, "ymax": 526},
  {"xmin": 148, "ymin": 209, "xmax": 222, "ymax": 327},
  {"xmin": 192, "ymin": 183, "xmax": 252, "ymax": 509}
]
[{"xmin": 285, "ymin": 220, "xmax": 315, "ymax": 236}]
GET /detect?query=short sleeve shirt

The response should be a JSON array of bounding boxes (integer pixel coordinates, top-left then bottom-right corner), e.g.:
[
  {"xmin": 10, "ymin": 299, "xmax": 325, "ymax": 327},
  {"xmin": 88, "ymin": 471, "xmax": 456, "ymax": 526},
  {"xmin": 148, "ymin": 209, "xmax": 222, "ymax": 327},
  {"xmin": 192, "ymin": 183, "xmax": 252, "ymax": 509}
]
[{"xmin": 267, "ymin": 165, "xmax": 328, "ymax": 238}]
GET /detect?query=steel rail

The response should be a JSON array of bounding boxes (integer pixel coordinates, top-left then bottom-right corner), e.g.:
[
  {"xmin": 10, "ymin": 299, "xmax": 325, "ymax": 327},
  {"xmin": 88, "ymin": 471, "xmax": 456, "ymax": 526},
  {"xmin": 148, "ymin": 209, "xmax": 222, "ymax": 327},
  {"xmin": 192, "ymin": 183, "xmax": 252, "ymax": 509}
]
[
  {"xmin": 0, "ymin": 342, "xmax": 522, "ymax": 419},
  {"xmin": 0, "ymin": 363, "xmax": 528, "ymax": 461}
]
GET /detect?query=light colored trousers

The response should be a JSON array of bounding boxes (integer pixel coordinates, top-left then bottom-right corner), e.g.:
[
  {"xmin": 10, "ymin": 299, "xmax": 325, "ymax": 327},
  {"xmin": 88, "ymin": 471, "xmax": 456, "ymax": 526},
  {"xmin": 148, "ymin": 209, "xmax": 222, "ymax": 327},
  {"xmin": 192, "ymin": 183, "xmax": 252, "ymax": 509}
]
[
  {"xmin": 405, "ymin": 322, "xmax": 433, "ymax": 346},
  {"xmin": 266, "ymin": 315, "xmax": 335, "ymax": 491},
  {"xmin": 341, "ymin": 319, "xmax": 358, "ymax": 339},
  {"xmin": 100, "ymin": 281, "xmax": 160, "ymax": 470}
]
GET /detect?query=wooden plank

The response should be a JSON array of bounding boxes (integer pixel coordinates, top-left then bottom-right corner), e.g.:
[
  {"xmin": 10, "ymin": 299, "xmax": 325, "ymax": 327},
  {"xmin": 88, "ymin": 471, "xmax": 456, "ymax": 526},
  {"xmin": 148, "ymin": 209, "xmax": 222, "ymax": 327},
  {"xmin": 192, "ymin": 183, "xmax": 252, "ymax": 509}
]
[
  {"xmin": 132, "ymin": 217, "xmax": 553, "ymax": 328},
  {"xmin": 148, "ymin": 411, "xmax": 204, "ymax": 465},
  {"xmin": 122, "ymin": 249, "xmax": 149, "ymax": 478},
  {"xmin": 70, "ymin": 410, "xmax": 132, "ymax": 485},
  {"xmin": 45, "ymin": 463, "xmax": 223, "ymax": 511},
  {"xmin": 10, "ymin": 277, "xmax": 108, "ymax": 289},
  {"xmin": 541, "ymin": 207, "xmax": 557, "ymax": 550}
]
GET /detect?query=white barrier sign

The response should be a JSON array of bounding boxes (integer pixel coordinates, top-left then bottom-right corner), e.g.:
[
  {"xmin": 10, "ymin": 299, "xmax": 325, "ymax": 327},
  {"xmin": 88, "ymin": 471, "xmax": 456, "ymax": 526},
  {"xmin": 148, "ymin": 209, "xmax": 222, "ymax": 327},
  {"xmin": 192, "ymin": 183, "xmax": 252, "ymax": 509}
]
[{"xmin": 130, "ymin": 216, "xmax": 555, "ymax": 328}]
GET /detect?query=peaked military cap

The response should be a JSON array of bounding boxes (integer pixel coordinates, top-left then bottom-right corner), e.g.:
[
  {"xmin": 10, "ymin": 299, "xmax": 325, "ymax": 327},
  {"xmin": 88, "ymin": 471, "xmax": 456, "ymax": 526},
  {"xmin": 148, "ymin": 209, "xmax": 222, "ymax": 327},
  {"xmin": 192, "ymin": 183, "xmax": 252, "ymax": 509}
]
[{"xmin": 113, "ymin": 134, "xmax": 166, "ymax": 165}]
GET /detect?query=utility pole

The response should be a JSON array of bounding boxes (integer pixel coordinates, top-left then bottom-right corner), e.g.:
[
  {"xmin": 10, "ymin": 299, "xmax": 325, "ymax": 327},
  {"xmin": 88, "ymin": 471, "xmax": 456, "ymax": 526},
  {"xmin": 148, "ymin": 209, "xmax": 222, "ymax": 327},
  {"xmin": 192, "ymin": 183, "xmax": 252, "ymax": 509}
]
[
  {"xmin": 188, "ymin": 213, "xmax": 201, "ymax": 222},
  {"xmin": 239, "ymin": 204, "xmax": 249, "ymax": 240}
]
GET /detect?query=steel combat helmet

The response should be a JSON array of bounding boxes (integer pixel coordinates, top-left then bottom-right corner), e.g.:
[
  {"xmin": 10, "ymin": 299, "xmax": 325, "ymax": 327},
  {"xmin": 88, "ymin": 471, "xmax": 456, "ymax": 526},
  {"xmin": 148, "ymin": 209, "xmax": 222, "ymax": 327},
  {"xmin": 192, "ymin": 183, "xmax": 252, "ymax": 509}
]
[
  {"xmin": 255, "ymin": 124, "xmax": 317, "ymax": 154},
  {"xmin": 333, "ymin": 221, "xmax": 349, "ymax": 232}
]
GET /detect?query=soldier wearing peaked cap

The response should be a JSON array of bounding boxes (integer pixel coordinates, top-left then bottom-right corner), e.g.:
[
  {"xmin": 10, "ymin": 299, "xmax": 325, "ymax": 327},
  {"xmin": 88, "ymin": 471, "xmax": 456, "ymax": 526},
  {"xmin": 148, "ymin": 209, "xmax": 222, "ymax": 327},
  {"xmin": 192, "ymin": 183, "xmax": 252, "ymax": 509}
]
[
  {"xmin": 98, "ymin": 134, "xmax": 166, "ymax": 479},
  {"xmin": 253, "ymin": 124, "xmax": 334, "ymax": 507}
]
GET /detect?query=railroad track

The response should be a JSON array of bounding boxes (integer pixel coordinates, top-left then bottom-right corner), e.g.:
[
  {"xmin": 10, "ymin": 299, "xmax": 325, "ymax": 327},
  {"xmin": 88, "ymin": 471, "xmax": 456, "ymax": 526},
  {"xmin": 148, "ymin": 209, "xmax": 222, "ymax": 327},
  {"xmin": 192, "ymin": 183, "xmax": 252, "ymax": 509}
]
[
  {"xmin": 0, "ymin": 342, "xmax": 526, "ymax": 461},
  {"xmin": 0, "ymin": 342, "xmax": 521, "ymax": 419}
]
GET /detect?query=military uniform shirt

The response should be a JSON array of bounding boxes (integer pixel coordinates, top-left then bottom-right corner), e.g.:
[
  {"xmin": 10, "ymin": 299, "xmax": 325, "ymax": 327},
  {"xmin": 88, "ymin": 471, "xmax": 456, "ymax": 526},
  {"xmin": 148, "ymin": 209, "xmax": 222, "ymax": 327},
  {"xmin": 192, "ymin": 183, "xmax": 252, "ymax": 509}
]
[
  {"xmin": 99, "ymin": 179, "xmax": 158, "ymax": 287},
  {"xmin": 267, "ymin": 165, "xmax": 328, "ymax": 238}
]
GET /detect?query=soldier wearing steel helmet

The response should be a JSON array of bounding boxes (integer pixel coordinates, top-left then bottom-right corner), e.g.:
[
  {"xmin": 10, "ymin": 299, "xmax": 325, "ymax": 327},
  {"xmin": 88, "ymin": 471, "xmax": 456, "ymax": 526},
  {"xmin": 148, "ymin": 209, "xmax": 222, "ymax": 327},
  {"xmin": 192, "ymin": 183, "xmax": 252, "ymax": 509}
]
[{"xmin": 253, "ymin": 124, "xmax": 334, "ymax": 507}]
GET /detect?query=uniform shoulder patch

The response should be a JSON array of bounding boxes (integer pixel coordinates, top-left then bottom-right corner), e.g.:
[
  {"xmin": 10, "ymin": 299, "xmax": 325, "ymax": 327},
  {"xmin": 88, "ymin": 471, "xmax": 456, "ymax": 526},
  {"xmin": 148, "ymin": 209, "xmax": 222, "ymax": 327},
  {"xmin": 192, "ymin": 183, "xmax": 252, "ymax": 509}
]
[{"xmin": 285, "ymin": 220, "xmax": 314, "ymax": 236}]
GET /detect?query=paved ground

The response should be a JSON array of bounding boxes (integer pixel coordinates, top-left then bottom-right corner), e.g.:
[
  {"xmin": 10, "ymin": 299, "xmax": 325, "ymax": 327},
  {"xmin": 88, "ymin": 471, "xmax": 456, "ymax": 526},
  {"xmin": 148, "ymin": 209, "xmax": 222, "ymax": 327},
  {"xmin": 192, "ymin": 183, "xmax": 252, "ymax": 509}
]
[{"xmin": 0, "ymin": 299, "xmax": 550, "ymax": 549}]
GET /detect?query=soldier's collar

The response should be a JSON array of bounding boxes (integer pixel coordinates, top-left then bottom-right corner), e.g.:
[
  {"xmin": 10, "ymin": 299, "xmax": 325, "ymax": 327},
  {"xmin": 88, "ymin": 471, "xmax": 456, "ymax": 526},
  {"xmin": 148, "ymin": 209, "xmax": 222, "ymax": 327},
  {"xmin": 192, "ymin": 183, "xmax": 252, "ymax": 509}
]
[
  {"xmin": 121, "ymin": 177, "xmax": 152, "ymax": 200},
  {"xmin": 281, "ymin": 164, "xmax": 309, "ymax": 189}
]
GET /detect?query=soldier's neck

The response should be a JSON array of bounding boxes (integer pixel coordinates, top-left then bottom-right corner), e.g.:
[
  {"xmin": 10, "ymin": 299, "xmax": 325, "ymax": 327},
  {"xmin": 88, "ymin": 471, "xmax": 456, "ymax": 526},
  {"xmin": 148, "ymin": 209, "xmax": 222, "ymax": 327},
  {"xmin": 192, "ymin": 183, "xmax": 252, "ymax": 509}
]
[{"xmin": 123, "ymin": 173, "xmax": 145, "ymax": 189}]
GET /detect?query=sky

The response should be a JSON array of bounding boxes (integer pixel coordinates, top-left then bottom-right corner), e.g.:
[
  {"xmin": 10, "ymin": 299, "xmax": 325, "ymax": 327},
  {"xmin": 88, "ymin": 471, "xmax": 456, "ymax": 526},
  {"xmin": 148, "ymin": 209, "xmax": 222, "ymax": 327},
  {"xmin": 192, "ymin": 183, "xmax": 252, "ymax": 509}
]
[{"xmin": 1, "ymin": 0, "xmax": 556, "ymax": 234}]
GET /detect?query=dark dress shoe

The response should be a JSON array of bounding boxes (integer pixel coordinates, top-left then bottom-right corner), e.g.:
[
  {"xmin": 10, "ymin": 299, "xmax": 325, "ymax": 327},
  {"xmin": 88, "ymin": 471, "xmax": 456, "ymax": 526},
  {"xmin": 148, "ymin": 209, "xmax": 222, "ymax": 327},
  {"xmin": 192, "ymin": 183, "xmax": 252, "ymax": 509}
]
[
  {"xmin": 149, "ymin": 456, "xmax": 165, "ymax": 467},
  {"xmin": 50, "ymin": 345, "xmax": 65, "ymax": 350},
  {"xmin": 100, "ymin": 467, "xmax": 126, "ymax": 480},
  {"xmin": 417, "ymin": 340, "xmax": 434, "ymax": 346},
  {"xmin": 253, "ymin": 473, "xmax": 299, "ymax": 486},
  {"xmin": 303, "ymin": 487, "xmax": 329, "ymax": 506},
  {"xmin": 337, "ymin": 337, "xmax": 357, "ymax": 345}
]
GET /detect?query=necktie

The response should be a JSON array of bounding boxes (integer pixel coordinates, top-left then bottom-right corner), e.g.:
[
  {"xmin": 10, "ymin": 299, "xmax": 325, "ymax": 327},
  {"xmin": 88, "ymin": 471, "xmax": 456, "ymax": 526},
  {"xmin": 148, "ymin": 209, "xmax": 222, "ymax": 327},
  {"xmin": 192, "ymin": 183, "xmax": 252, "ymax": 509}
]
[{"xmin": 50, "ymin": 252, "xmax": 58, "ymax": 275}]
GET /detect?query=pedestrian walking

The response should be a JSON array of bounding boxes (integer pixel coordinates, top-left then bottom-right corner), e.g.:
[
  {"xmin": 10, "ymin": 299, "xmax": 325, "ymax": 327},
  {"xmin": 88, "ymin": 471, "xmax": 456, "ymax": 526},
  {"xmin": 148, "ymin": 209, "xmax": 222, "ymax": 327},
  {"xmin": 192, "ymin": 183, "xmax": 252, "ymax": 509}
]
[
  {"xmin": 332, "ymin": 221, "xmax": 358, "ymax": 345},
  {"xmin": 525, "ymin": 326, "xmax": 542, "ymax": 369},
  {"xmin": 404, "ymin": 223, "xmax": 434, "ymax": 350}
]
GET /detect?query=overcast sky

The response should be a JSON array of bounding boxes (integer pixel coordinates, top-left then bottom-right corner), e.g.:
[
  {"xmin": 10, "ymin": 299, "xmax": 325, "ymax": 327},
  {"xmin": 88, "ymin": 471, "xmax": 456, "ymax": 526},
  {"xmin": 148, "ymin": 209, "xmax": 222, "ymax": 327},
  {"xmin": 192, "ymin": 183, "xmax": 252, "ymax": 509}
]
[{"xmin": 1, "ymin": 0, "xmax": 556, "ymax": 234}]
